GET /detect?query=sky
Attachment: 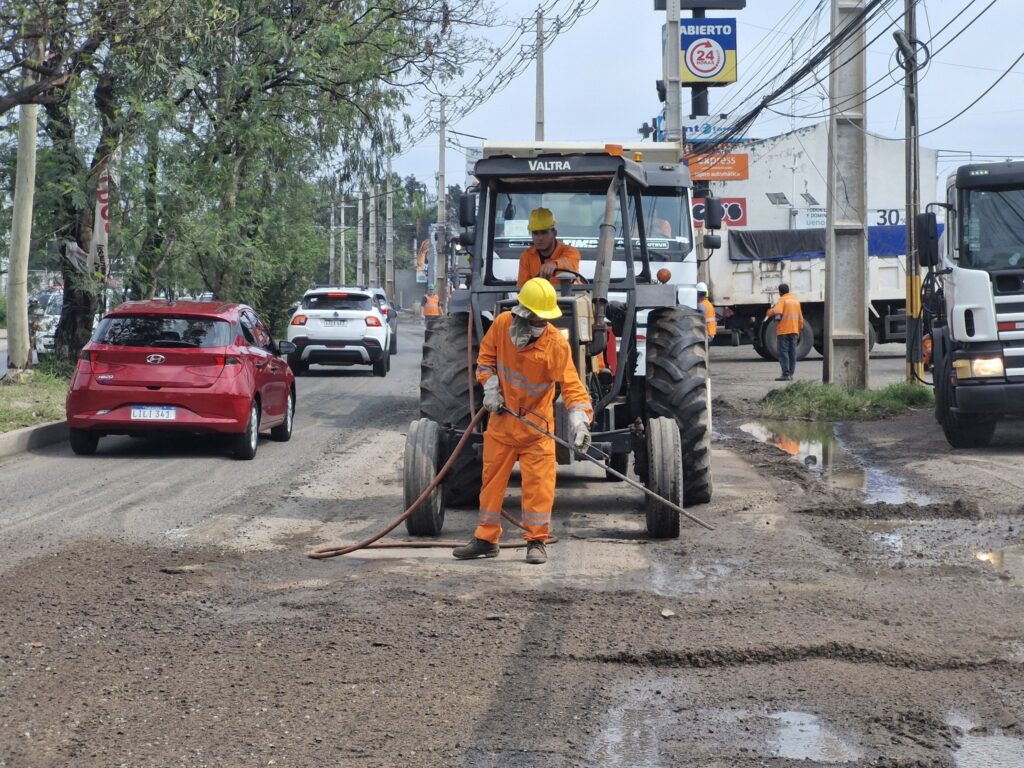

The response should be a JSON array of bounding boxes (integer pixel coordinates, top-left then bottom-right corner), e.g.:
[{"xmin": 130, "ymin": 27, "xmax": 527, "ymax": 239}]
[{"xmin": 388, "ymin": 0, "xmax": 1023, "ymax": 199}]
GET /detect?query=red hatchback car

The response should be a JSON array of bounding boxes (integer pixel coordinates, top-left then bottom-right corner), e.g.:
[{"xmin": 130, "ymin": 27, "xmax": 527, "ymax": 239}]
[{"xmin": 66, "ymin": 300, "xmax": 297, "ymax": 459}]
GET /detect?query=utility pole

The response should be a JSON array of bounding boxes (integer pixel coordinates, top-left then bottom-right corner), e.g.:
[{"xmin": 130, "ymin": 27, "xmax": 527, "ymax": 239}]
[
  {"xmin": 340, "ymin": 198, "xmax": 347, "ymax": 285},
  {"xmin": 6, "ymin": 45, "xmax": 41, "ymax": 372},
  {"xmin": 535, "ymin": 10, "xmax": 545, "ymax": 141},
  {"xmin": 369, "ymin": 184, "xmax": 378, "ymax": 287},
  {"xmin": 385, "ymin": 157, "xmax": 395, "ymax": 299},
  {"xmin": 897, "ymin": 1, "xmax": 923, "ymax": 383},
  {"xmin": 328, "ymin": 197, "xmax": 336, "ymax": 285},
  {"xmin": 356, "ymin": 191, "xmax": 365, "ymax": 287},
  {"xmin": 663, "ymin": 0, "xmax": 683, "ymax": 143},
  {"xmin": 824, "ymin": 0, "xmax": 870, "ymax": 388},
  {"xmin": 436, "ymin": 97, "xmax": 447, "ymax": 311}
]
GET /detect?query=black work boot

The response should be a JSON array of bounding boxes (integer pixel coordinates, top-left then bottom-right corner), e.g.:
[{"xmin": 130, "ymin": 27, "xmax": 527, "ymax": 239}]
[
  {"xmin": 525, "ymin": 540, "xmax": 547, "ymax": 565},
  {"xmin": 452, "ymin": 538, "xmax": 500, "ymax": 560}
]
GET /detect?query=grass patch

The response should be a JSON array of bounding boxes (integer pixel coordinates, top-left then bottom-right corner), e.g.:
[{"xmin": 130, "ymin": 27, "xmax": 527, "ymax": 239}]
[
  {"xmin": 0, "ymin": 358, "xmax": 72, "ymax": 432},
  {"xmin": 756, "ymin": 380, "xmax": 934, "ymax": 421}
]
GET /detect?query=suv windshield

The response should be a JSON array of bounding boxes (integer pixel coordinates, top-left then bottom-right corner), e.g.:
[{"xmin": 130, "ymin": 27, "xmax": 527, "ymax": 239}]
[
  {"xmin": 302, "ymin": 293, "xmax": 372, "ymax": 311},
  {"xmin": 94, "ymin": 316, "xmax": 232, "ymax": 348},
  {"xmin": 961, "ymin": 188, "xmax": 1024, "ymax": 270},
  {"xmin": 493, "ymin": 189, "xmax": 692, "ymax": 265}
]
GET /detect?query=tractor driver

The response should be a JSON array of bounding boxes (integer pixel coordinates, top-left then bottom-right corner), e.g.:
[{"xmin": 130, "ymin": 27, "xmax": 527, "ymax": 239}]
[
  {"xmin": 453, "ymin": 278, "xmax": 593, "ymax": 565},
  {"xmin": 516, "ymin": 207, "xmax": 581, "ymax": 287}
]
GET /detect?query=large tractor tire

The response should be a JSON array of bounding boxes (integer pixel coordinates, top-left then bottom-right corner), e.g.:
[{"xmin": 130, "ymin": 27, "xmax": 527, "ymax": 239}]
[
  {"xmin": 935, "ymin": 354, "xmax": 997, "ymax": 449},
  {"xmin": 404, "ymin": 418, "xmax": 446, "ymax": 536},
  {"xmin": 420, "ymin": 313, "xmax": 484, "ymax": 507},
  {"xmin": 645, "ymin": 417, "xmax": 683, "ymax": 539},
  {"xmin": 646, "ymin": 307, "xmax": 712, "ymax": 505}
]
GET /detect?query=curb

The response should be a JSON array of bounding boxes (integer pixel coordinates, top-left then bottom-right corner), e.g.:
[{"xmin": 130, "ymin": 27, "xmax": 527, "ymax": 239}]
[{"xmin": 0, "ymin": 420, "xmax": 68, "ymax": 459}]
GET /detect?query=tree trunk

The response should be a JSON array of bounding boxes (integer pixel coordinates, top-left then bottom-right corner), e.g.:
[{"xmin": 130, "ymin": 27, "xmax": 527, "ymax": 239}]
[{"xmin": 6, "ymin": 98, "xmax": 39, "ymax": 370}]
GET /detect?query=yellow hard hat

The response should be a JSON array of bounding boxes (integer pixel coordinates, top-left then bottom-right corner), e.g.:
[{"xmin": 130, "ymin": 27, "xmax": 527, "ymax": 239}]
[
  {"xmin": 528, "ymin": 207, "xmax": 556, "ymax": 232},
  {"xmin": 517, "ymin": 277, "xmax": 562, "ymax": 319}
]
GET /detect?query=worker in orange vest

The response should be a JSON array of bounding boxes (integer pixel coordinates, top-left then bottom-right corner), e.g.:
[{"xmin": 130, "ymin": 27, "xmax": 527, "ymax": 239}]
[
  {"xmin": 696, "ymin": 282, "xmax": 716, "ymax": 342},
  {"xmin": 516, "ymin": 207, "xmax": 581, "ymax": 287},
  {"xmin": 422, "ymin": 285, "xmax": 441, "ymax": 329},
  {"xmin": 453, "ymin": 278, "xmax": 593, "ymax": 565},
  {"xmin": 765, "ymin": 282, "xmax": 804, "ymax": 381}
]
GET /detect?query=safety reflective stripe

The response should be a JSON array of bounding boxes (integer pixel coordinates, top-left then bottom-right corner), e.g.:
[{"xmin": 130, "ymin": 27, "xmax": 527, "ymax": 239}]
[
  {"xmin": 479, "ymin": 509, "xmax": 502, "ymax": 524},
  {"xmin": 478, "ymin": 365, "xmax": 496, "ymax": 376},
  {"xmin": 520, "ymin": 510, "xmax": 550, "ymax": 524},
  {"xmin": 498, "ymin": 363, "xmax": 554, "ymax": 396}
]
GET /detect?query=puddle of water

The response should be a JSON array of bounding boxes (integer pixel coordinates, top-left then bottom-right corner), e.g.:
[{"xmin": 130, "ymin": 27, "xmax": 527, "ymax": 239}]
[
  {"xmin": 948, "ymin": 712, "xmax": 1024, "ymax": 767},
  {"xmin": 739, "ymin": 420, "xmax": 933, "ymax": 505},
  {"xmin": 587, "ymin": 677, "xmax": 679, "ymax": 767},
  {"xmin": 649, "ymin": 559, "xmax": 732, "ymax": 596},
  {"xmin": 769, "ymin": 711, "xmax": 862, "ymax": 763},
  {"xmin": 974, "ymin": 545, "xmax": 1024, "ymax": 582}
]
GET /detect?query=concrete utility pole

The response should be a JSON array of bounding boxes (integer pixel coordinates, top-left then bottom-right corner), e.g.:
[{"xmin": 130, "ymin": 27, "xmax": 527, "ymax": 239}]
[
  {"xmin": 6, "ymin": 53, "xmax": 40, "ymax": 371},
  {"xmin": 385, "ymin": 157, "xmax": 395, "ymax": 299},
  {"xmin": 824, "ymin": 0, "xmax": 870, "ymax": 388},
  {"xmin": 340, "ymin": 199, "xmax": 347, "ymax": 285},
  {"xmin": 535, "ymin": 10, "xmax": 545, "ymax": 141},
  {"xmin": 369, "ymin": 184, "xmax": 378, "ymax": 287},
  {"xmin": 329, "ymin": 198, "xmax": 336, "ymax": 285},
  {"xmin": 898, "ymin": 0, "xmax": 924, "ymax": 383},
  {"xmin": 663, "ymin": 0, "xmax": 683, "ymax": 143},
  {"xmin": 436, "ymin": 97, "xmax": 448, "ymax": 311},
  {"xmin": 356, "ymin": 192, "xmax": 365, "ymax": 287}
]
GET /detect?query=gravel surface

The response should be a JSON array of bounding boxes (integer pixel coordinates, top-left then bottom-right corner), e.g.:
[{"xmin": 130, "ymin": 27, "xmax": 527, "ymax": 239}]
[{"xmin": 2, "ymin": 331, "xmax": 1023, "ymax": 767}]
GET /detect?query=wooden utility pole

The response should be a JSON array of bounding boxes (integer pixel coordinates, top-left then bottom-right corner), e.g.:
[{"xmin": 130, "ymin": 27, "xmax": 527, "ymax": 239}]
[
  {"xmin": 385, "ymin": 157, "xmax": 395, "ymax": 299},
  {"xmin": 535, "ymin": 11, "xmax": 545, "ymax": 141},
  {"xmin": 356, "ymin": 192, "xmax": 365, "ymax": 286},
  {"xmin": 824, "ymin": 0, "xmax": 870, "ymax": 388},
  {"xmin": 899, "ymin": 0, "xmax": 924, "ymax": 382},
  {"xmin": 369, "ymin": 184, "xmax": 378, "ymax": 287},
  {"xmin": 6, "ymin": 47, "xmax": 41, "ymax": 372},
  {"xmin": 436, "ymin": 97, "xmax": 447, "ymax": 310}
]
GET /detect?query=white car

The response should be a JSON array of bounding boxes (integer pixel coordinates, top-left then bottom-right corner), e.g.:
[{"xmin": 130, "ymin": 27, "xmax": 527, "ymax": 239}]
[{"xmin": 286, "ymin": 287, "xmax": 392, "ymax": 376}]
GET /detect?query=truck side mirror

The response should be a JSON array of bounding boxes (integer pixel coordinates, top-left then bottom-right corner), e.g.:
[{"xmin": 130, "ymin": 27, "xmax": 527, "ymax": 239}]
[
  {"xmin": 459, "ymin": 195, "xmax": 477, "ymax": 227},
  {"xmin": 458, "ymin": 227, "xmax": 476, "ymax": 246},
  {"xmin": 916, "ymin": 211, "xmax": 938, "ymax": 268},
  {"xmin": 702, "ymin": 233, "xmax": 721, "ymax": 250},
  {"xmin": 703, "ymin": 196, "xmax": 724, "ymax": 230}
]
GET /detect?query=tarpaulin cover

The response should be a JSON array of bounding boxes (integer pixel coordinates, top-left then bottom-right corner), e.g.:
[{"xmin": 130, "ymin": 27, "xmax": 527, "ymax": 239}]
[{"xmin": 728, "ymin": 225, "xmax": 943, "ymax": 262}]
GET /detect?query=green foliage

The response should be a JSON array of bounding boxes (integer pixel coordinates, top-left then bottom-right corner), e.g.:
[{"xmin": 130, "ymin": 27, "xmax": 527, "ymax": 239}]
[
  {"xmin": 0, "ymin": 366, "xmax": 69, "ymax": 433},
  {"xmin": 756, "ymin": 381, "xmax": 934, "ymax": 421},
  {"xmin": 0, "ymin": 293, "xmax": 6, "ymax": 328}
]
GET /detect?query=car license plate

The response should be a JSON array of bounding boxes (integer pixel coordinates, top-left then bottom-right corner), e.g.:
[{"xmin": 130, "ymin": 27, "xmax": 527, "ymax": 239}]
[
  {"xmin": 323, "ymin": 319, "xmax": 347, "ymax": 326},
  {"xmin": 131, "ymin": 406, "xmax": 177, "ymax": 421}
]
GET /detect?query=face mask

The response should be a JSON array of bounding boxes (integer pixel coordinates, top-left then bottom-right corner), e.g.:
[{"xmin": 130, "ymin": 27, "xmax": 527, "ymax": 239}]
[
  {"xmin": 510, "ymin": 315, "xmax": 533, "ymax": 349},
  {"xmin": 530, "ymin": 324, "xmax": 546, "ymax": 338}
]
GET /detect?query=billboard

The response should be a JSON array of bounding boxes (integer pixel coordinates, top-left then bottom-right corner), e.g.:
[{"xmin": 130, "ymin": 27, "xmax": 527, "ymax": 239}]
[
  {"xmin": 681, "ymin": 18, "xmax": 737, "ymax": 85},
  {"xmin": 692, "ymin": 197, "xmax": 747, "ymax": 228},
  {"xmin": 688, "ymin": 152, "xmax": 749, "ymax": 181}
]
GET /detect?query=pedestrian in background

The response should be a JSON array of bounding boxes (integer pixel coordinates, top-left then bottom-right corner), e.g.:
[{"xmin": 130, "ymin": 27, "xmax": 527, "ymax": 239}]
[
  {"xmin": 696, "ymin": 281, "xmax": 716, "ymax": 342},
  {"xmin": 422, "ymin": 285, "xmax": 441, "ymax": 330},
  {"xmin": 765, "ymin": 282, "xmax": 804, "ymax": 381}
]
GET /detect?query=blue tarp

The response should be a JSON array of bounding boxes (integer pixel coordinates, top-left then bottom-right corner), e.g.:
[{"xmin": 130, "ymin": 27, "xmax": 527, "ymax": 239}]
[{"xmin": 728, "ymin": 224, "xmax": 944, "ymax": 262}]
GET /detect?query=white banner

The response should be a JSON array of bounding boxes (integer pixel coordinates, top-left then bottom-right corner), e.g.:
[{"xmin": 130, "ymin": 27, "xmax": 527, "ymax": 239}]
[{"xmin": 86, "ymin": 164, "xmax": 111, "ymax": 276}]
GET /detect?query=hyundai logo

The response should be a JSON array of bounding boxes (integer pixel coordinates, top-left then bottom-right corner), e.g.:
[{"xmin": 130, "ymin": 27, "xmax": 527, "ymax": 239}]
[{"xmin": 146, "ymin": 354, "xmax": 166, "ymax": 364}]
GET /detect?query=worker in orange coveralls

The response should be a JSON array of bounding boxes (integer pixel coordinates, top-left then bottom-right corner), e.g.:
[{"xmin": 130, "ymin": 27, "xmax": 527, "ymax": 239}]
[
  {"xmin": 516, "ymin": 207, "xmax": 581, "ymax": 287},
  {"xmin": 453, "ymin": 278, "xmax": 593, "ymax": 565}
]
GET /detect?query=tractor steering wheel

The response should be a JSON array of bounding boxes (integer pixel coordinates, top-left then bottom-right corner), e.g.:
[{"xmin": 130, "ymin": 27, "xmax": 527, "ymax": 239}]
[{"xmin": 553, "ymin": 269, "xmax": 589, "ymax": 284}]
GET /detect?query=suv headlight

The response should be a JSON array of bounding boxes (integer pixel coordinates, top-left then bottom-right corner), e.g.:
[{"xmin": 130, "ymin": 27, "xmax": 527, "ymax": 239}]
[{"xmin": 953, "ymin": 357, "xmax": 1004, "ymax": 379}]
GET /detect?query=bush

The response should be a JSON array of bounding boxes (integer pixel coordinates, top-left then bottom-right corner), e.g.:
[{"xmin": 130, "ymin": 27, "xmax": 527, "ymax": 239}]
[{"xmin": 756, "ymin": 381, "xmax": 934, "ymax": 421}]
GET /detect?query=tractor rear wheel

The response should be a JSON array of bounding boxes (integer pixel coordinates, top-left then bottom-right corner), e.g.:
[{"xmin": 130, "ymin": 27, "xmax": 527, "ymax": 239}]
[
  {"xmin": 645, "ymin": 417, "xmax": 683, "ymax": 539},
  {"xmin": 404, "ymin": 418, "xmax": 446, "ymax": 536},
  {"xmin": 646, "ymin": 307, "xmax": 712, "ymax": 505},
  {"xmin": 420, "ymin": 313, "xmax": 484, "ymax": 507}
]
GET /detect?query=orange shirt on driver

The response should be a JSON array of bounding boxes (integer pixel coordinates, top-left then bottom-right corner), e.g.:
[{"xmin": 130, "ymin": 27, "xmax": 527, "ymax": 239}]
[{"xmin": 516, "ymin": 241, "xmax": 581, "ymax": 287}]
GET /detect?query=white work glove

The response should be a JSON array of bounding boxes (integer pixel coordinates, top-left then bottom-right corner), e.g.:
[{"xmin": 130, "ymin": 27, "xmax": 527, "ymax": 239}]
[
  {"xmin": 482, "ymin": 376, "xmax": 504, "ymax": 414},
  {"xmin": 569, "ymin": 409, "xmax": 592, "ymax": 452}
]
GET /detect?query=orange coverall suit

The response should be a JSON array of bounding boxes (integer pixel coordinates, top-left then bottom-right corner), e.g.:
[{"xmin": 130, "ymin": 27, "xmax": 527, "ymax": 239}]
[
  {"xmin": 516, "ymin": 241, "xmax": 581, "ymax": 287},
  {"xmin": 700, "ymin": 297, "xmax": 717, "ymax": 338},
  {"xmin": 474, "ymin": 311, "xmax": 593, "ymax": 544}
]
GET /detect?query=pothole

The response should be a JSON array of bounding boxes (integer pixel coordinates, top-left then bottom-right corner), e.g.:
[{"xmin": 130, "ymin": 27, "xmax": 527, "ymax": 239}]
[
  {"xmin": 739, "ymin": 419, "xmax": 933, "ymax": 505},
  {"xmin": 769, "ymin": 710, "xmax": 863, "ymax": 763},
  {"xmin": 948, "ymin": 713, "xmax": 1024, "ymax": 767},
  {"xmin": 974, "ymin": 545, "xmax": 1024, "ymax": 582},
  {"xmin": 586, "ymin": 675, "xmax": 682, "ymax": 767}
]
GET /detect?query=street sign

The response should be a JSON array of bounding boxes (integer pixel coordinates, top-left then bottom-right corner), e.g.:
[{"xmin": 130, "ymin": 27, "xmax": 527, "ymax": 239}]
[
  {"xmin": 680, "ymin": 18, "xmax": 737, "ymax": 85},
  {"xmin": 687, "ymin": 152, "xmax": 748, "ymax": 181}
]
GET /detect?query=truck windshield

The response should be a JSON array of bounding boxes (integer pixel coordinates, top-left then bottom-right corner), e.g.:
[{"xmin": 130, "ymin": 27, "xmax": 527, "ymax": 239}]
[
  {"xmin": 493, "ymin": 189, "xmax": 692, "ymax": 265},
  {"xmin": 962, "ymin": 188, "xmax": 1024, "ymax": 270}
]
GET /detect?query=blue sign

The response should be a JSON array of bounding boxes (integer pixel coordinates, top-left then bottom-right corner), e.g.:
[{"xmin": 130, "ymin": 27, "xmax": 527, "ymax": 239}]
[{"xmin": 680, "ymin": 18, "xmax": 737, "ymax": 85}]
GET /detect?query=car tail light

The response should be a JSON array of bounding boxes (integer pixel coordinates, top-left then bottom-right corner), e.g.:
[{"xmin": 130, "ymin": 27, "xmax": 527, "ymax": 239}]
[
  {"xmin": 291, "ymin": 314, "xmax": 308, "ymax": 326},
  {"xmin": 185, "ymin": 355, "xmax": 241, "ymax": 377},
  {"xmin": 78, "ymin": 349, "xmax": 93, "ymax": 374},
  {"xmin": 79, "ymin": 350, "xmax": 124, "ymax": 374},
  {"xmin": 221, "ymin": 355, "xmax": 243, "ymax": 377},
  {"xmin": 365, "ymin": 316, "xmax": 382, "ymax": 327}
]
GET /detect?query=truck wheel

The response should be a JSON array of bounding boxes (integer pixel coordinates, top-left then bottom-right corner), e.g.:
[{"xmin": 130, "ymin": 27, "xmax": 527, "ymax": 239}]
[
  {"xmin": 762, "ymin": 321, "xmax": 814, "ymax": 360},
  {"xmin": 937, "ymin": 355, "xmax": 997, "ymax": 448},
  {"xmin": 645, "ymin": 417, "xmax": 683, "ymax": 539},
  {"xmin": 404, "ymin": 418, "xmax": 446, "ymax": 536},
  {"xmin": 753, "ymin": 320, "xmax": 774, "ymax": 360},
  {"xmin": 420, "ymin": 313, "xmax": 484, "ymax": 507},
  {"xmin": 606, "ymin": 451, "xmax": 629, "ymax": 481},
  {"xmin": 646, "ymin": 307, "xmax": 712, "ymax": 505}
]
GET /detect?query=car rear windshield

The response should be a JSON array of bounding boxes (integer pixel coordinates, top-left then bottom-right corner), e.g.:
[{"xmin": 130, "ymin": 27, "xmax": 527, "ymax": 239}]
[
  {"xmin": 301, "ymin": 293, "xmax": 372, "ymax": 311},
  {"xmin": 93, "ymin": 315, "xmax": 233, "ymax": 348}
]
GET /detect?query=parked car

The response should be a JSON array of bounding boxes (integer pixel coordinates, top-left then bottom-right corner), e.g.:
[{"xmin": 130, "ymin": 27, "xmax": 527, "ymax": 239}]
[
  {"xmin": 286, "ymin": 287, "xmax": 392, "ymax": 376},
  {"xmin": 33, "ymin": 291, "xmax": 63, "ymax": 355},
  {"xmin": 66, "ymin": 300, "xmax": 296, "ymax": 459},
  {"xmin": 369, "ymin": 287, "xmax": 400, "ymax": 354}
]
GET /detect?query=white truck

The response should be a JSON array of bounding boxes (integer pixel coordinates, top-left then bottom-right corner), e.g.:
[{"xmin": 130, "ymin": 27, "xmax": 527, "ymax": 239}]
[{"xmin": 919, "ymin": 159, "xmax": 1024, "ymax": 448}]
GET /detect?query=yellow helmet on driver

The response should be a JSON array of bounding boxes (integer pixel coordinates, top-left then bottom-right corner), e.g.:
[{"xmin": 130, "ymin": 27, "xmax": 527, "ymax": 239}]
[{"xmin": 517, "ymin": 277, "xmax": 562, "ymax": 319}]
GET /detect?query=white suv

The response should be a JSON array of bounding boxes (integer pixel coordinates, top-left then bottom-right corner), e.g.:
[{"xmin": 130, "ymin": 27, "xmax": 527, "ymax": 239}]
[{"xmin": 286, "ymin": 287, "xmax": 392, "ymax": 376}]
